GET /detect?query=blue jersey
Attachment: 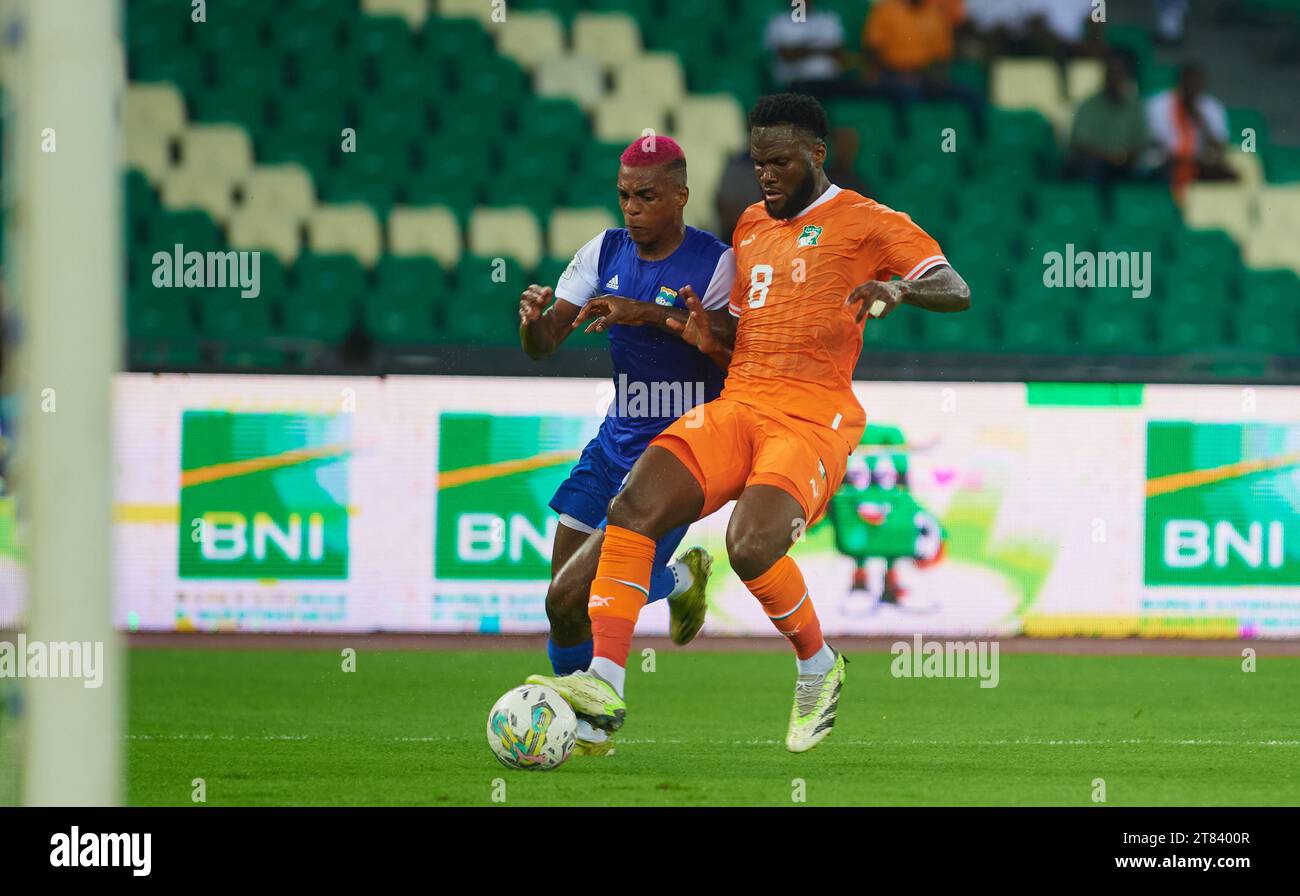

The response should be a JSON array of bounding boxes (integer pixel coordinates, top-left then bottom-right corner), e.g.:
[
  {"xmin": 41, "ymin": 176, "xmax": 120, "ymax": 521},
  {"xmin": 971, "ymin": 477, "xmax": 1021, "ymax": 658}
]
[{"xmin": 554, "ymin": 226, "xmax": 736, "ymax": 468}]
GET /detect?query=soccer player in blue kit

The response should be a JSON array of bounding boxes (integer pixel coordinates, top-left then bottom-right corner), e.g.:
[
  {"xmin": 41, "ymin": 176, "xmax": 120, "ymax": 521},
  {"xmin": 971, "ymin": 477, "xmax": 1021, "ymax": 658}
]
[{"xmin": 518, "ymin": 136, "xmax": 736, "ymax": 755}]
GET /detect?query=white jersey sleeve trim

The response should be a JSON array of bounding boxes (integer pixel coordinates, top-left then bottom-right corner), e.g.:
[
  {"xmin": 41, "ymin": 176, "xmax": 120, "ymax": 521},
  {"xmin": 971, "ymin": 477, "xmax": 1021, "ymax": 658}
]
[
  {"xmin": 904, "ymin": 255, "xmax": 949, "ymax": 281},
  {"xmin": 700, "ymin": 248, "xmax": 736, "ymax": 311},
  {"xmin": 552, "ymin": 231, "xmax": 606, "ymax": 307}
]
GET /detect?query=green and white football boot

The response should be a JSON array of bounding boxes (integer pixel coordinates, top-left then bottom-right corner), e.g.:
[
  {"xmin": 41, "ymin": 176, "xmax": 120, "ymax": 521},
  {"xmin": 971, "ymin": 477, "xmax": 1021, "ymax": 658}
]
[
  {"xmin": 668, "ymin": 546, "xmax": 712, "ymax": 646},
  {"xmin": 785, "ymin": 649, "xmax": 847, "ymax": 753},
  {"xmin": 525, "ymin": 670, "xmax": 627, "ymax": 732}
]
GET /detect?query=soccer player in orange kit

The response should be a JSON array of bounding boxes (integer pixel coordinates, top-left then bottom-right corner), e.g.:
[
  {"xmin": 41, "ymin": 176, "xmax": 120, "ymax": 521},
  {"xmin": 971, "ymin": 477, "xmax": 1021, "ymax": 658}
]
[{"xmin": 528, "ymin": 93, "xmax": 970, "ymax": 752}]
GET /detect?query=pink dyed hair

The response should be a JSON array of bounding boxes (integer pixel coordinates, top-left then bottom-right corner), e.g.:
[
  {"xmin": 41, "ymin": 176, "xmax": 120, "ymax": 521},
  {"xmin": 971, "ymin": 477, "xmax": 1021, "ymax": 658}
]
[{"xmin": 619, "ymin": 136, "xmax": 686, "ymax": 167}]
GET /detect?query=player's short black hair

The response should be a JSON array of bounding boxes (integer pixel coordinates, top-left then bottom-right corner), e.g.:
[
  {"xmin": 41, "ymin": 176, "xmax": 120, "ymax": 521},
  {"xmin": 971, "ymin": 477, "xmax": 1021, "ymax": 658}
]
[{"xmin": 748, "ymin": 93, "xmax": 829, "ymax": 142}]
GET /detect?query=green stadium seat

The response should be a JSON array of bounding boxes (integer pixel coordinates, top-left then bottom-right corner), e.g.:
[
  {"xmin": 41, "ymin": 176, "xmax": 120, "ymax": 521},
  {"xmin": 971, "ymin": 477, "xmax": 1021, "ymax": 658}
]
[
  {"xmin": 1241, "ymin": 268, "xmax": 1300, "ymax": 308},
  {"xmin": 1077, "ymin": 297, "xmax": 1152, "ymax": 353},
  {"xmin": 219, "ymin": 345, "xmax": 289, "ymax": 369},
  {"xmin": 1228, "ymin": 107, "xmax": 1271, "ymax": 152},
  {"xmin": 129, "ymin": 290, "xmax": 195, "ymax": 340},
  {"xmin": 131, "ymin": 341, "xmax": 204, "ymax": 369},
  {"xmin": 420, "ymin": 16, "xmax": 494, "ymax": 62},
  {"xmin": 152, "ymin": 209, "xmax": 224, "ymax": 253},
  {"xmin": 915, "ymin": 303, "xmax": 998, "ymax": 352},
  {"xmin": 294, "ymin": 254, "xmax": 366, "ymax": 302},
  {"xmin": 533, "ymin": 257, "xmax": 571, "ymax": 290},
  {"xmin": 891, "ymin": 156, "xmax": 966, "ymax": 196},
  {"xmin": 250, "ymin": 252, "xmax": 289, "ymax": 302},
  {"xmin": 449, "ymin": 256, "xmax": 533, "ymax": 345},
  {"xmin": 198, "ymin": 290, "xmax": 276, "ymax": 339},
  {"xmin": 905, "ymin": 101, "xmax": 977, "ymax": 148},
  {"xmin": 1265, "ymin": 145, "xmax": 1300, "ymax": 182},
  {"xmin": 507, "ymin": 0, "xmax": 580, "ymax": 16},
  {"xmin": 861, "ymin": 313, "xmax": 919, "ymax": 352},
  {"xmin": 1105, "ymin": 221, "xmax": 1176, "ymax": 269},
  {"xmin": 828, "ymin": 101, "xmax": 902, "ymax": 146},
  {"xmin": 1168, "ymin": 228, "xmax": 1241, "ymax": 286},
  {"xmin": 1001, "ymin": 299, "xmax": 1075, "ymax": 352},
  {"xmin": 365, "ymin": 291, "xmax": 439, "ymax": 344},
  {"xmin": 952, "ymin": 184, "xmax": 1028, "ymax": 237},
  {"xmin": 1111, "ymin": 183, "xmax": 1181, "ymax": 230},
  {"xmin": 283, "ymin": 291, "xmax": 356, "ymax": 341},
  {"xmin": 191, "ymin": 84, "xmax": 269, "ymax": 129},
  {"xmin": 1232, "ymin": 301, "xmax": 1299, "ymax": 352},
  {"xmin": 984, "ymin": 109, "xmax": 1055, "ymax": 160},
  {"xmin": 515, "ymin": 98, "xmax": 590, "ymax": 145},
  {"xmin": 369, "ymin": 258, "xmax": 444, "ymax": 342},
  {"xmin": 1033, "ymin": 182, "xmax": 1106, "ymax": 232},
  {"xmin": 1153, "ymin": 305, "xmax": 1228, "ymax": 353},
  {"xmin": 1022, "ymin": 219, "xmax": 1100, "ymax": 259},
  {"xmin": 404, "ymin": 168, "xmax": 480, "ymax": 221},
  {"xmin": 1161, "ymin": 277, "xmax": 1232, "ymax": 318}
]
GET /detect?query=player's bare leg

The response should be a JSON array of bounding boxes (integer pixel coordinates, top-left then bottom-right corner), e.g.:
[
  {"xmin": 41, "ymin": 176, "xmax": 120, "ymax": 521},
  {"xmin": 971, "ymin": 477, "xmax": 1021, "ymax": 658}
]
[
  {"xmin": 727, "ymin": 484, "xmax": 847, "ymax": 753},
  {"xmin": 550, "ymin": 521, "xmax": 588, "ymax": 584},
  {"xmin": 528, "ymin": 446, "xmax": 703, "ymax": 731},
  {"xmin": 546, "ymin": 526, "xmax": 599, "ymax": 650},
  {"xmin": 540, "ymin": 520, "xmax": 601, "ymax": 724}
]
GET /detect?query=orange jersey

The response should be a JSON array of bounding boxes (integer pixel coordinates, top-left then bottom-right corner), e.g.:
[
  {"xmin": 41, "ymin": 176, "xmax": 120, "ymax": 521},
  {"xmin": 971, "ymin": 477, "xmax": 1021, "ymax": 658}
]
[{"xmin": 725, "ymin": 185, "xmax": 947, "ymax": 446}]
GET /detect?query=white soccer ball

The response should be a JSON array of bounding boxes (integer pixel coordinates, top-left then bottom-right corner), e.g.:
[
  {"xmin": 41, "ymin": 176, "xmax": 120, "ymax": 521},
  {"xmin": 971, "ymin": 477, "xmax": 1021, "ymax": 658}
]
[{"xmin": 486, "ymin": 684, "xmax": 577, "ymax": 771}]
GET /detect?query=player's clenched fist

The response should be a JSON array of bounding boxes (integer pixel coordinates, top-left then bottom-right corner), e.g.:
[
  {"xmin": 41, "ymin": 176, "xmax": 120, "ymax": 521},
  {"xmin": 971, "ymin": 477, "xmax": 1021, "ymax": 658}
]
[
  {"xmin": 846, "ymin": 279, "xmax": 906, "ymax": 323},
  {"xmin": 519, "ymin": 284, "xmax": 552, "ymax": 325}
]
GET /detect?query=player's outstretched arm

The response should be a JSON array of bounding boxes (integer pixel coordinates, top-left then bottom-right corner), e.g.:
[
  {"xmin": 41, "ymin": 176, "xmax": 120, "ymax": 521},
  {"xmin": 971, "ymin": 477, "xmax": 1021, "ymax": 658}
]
[
  {"xmin": 571, "ymin": 293, "xmax": 702, "ymax": 338},
  {"xmin": 665, "ymin": 287, "xmax": 735, "ymax": 371},
  {"xmin": 845, "ymin": 265, "xmax": 970, "ymax": 323},
  {"xmin": 519, "ymin": 284, "xmax": 581, "ymax": 360}
]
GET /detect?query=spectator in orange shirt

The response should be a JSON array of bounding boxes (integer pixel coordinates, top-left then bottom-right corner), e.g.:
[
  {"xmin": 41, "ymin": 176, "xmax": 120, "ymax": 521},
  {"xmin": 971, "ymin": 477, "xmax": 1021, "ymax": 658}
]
[{"xmin": 862, "ymin": 0, "xmax": 984, "ymax": 134}]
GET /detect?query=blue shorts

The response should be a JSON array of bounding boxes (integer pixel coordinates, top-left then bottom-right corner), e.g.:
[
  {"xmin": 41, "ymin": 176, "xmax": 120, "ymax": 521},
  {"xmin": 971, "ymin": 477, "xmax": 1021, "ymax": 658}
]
[{"xmin": 549, "ymin": 438, "xmax": 690, "ymax": 568}]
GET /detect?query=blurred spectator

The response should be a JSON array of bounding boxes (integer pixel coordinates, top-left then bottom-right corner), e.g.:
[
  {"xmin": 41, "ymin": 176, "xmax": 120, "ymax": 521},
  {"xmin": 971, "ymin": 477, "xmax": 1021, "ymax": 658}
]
[
  {"xmin": 716, "ymin": 146, "xmax": 764, "ymax": 243},
  {"xmin": 1145, "ymin": 62, "xmax": 1237, "ymax": 199},
  {"xmin": 965, "ymin": 0, "xmax": 1099, "ymax": 65},
  {"xmin": 1064, "ymin": 53, "xmax": 1148, "ymax": 187},
  {"xmin": 764, "ymin": 1, "xmax": 863, "ymax": 100},
  {"xmin": 1154, "ymin": 0, "xmax": 1188, "ymax": 46},
  {"xmin": 963, "ymin": 0, "xmax": 1044, "ymax": 54},
  {"xmin": 1033, "ymin": 0, "xmax": 1101, "ymax": 57},
  {"xmin": 864, "ymin": 0, "xmax": 955, "ymax": 81},
  {"xmin": 862, "ymin": 0, "xmax": 985, "ymax": 134},
  {"xmin": 825, "ymin": 127, "xmax": 872, "ymax": 197}
]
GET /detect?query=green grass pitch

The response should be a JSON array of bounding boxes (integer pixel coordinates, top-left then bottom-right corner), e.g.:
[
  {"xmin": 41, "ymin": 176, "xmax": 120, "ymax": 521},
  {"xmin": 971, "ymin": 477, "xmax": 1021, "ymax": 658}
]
[{"xmin": 128, "ymin": 647, "xmax": 1300, "ymax": 806}]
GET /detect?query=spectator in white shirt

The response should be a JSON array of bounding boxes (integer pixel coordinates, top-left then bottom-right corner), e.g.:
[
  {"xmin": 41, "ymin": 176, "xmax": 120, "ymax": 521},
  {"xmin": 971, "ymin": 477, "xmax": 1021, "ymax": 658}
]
[
  {"xmin": 1144, "ymin": 62, "xmax": 1237, "ymax": 198},
  {"xmin": 763, "ymin": 1, "xmax": 876, "ymax": 100}
]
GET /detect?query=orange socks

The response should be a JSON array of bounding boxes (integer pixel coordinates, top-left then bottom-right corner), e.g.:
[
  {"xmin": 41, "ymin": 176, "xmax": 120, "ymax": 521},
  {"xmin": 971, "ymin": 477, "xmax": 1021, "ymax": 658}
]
[
  {"xmin": 743, "ymin": 555, "xmax": 825, "ymax": 660},
  {"xmin": 588, "ymin": 525, "xmax": 656, "ymax": 668}
]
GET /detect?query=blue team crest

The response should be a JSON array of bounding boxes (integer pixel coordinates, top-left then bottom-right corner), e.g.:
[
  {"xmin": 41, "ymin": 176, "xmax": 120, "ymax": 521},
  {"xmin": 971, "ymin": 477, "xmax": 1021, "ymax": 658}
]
[
  {"xmin": 797, "ymin": 225, "xmax": 823, "ymax": 247},
  {"xmin": 654, "ymin": 286, "xmax": 678, "ymax": 306}
]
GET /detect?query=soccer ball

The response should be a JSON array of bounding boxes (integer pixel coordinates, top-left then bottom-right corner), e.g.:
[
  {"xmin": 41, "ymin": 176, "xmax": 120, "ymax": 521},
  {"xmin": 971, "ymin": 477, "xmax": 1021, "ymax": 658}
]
[{"xmin": 486, "ymin": 684, "xmax": 577, "ymax": 771}]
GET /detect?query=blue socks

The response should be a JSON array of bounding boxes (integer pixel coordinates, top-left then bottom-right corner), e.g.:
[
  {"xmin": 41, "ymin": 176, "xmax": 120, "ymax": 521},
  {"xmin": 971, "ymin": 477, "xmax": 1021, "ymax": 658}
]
[
  {"xmin": 648, "ymin": 563, "xmax": 675, "ymax": 605},
  {"xmin": 547, "ymin": 563, "xmax": 676, "ymax": 675},
  {"xmin": 548, "ymin": 638, "xmax": 594, "ymax": 676}
]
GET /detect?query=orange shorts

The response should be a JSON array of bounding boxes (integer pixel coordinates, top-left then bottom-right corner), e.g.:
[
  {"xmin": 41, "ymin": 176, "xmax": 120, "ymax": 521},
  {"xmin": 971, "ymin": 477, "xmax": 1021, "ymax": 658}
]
[{"xmin": 651, "ymin": 397, "xmax": 853, "ymax": 525}]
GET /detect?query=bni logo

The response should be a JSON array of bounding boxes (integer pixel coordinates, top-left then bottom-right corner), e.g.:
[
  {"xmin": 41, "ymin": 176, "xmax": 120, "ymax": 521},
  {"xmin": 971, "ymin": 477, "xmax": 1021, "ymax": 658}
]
[
  {"xmin": 179, "ymin": 411, "xmax": 351, "ymax": 579},
  {"xmin": 435, "ymin": 413, "xmax": 592, "ymax": 581},
  {"xmin": 1145, "ymin": 421, "xmax": 1300, "ymax": 586}
]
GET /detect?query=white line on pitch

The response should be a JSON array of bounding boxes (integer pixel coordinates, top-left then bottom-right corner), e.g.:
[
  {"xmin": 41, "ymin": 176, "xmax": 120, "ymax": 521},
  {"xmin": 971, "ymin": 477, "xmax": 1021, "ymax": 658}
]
[{"xmin": 123, "ymin": 734, "xmax": 1300, "ymax": 747}]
